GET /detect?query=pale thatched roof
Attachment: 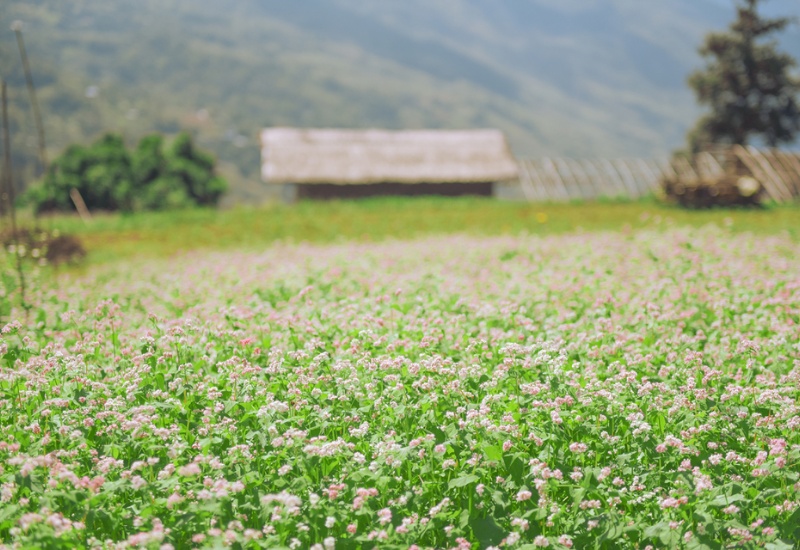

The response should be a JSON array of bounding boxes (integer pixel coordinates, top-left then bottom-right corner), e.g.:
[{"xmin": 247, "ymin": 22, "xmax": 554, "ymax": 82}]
[{"xmin": 260, "ymin": 128, "xmax": 519, "ymax": 185}]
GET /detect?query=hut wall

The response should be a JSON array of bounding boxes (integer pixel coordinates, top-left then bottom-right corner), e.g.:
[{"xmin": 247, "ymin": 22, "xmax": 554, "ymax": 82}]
[{"xmin": 293, "ymin": 182, "xmax": 494, "ymax": 200}]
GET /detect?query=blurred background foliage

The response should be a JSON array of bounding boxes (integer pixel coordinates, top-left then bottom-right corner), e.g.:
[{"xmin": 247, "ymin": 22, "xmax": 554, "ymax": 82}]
[
  {"xmin": 0, "ymin": 0, "xmax": 798, "ymax": 203},
  {"xmin": 22, "ymin": 132, "xmax": 227, "ymax": 212},
  {"xmin": 0, "ymin": 0, "xmax": 800, "ymax": 208}
]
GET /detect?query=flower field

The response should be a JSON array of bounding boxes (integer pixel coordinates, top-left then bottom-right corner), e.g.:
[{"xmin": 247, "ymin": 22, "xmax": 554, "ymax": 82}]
[{"xmin": 0, "ymin": 227, "xmax": 799, "ymax": 549}]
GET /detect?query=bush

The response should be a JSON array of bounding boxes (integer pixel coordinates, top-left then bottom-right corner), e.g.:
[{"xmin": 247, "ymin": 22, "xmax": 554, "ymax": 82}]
[
  {"xmin": 23, "ymin": 132, "xmax": 227, "ymax": 213},
  {"xmin": 0, "ymin": 228, "xmax": 86, "ymax": 265}
]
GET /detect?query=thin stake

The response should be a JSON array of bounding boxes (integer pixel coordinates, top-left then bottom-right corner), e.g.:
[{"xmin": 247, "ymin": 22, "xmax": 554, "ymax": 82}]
[
  {"xmin": 1, "ymin": 79, "xmax": 27, "ymax": 310},
  {"xmin": 12, "ymin": 21, "xmax": 47, "ymax": 173}
]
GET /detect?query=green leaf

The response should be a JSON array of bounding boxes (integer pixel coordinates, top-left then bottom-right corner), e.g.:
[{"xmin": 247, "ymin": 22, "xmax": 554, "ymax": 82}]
[
  {"xmin": 709, "ymin": 493, "xmax": 747, "ymax": 506},
  {"xmin": 449, "ymin": 474, "xmax": 479, "ymax": 489},
  {"xmin": 483, "ymin": 444, "xmax": 503, "ymax": 462},
  {"xmin": 469, "ymin": 515, "xmax": 504, "ymax": 547},
  {"xmin": 598, "ymin": 521, "xmax": 627, "ymax": 543}
]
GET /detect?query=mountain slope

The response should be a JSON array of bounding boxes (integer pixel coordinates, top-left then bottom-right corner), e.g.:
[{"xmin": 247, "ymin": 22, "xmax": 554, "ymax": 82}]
[{"xmin": 1, "ymin": 0, "xmax": 798, "ymax": 201}]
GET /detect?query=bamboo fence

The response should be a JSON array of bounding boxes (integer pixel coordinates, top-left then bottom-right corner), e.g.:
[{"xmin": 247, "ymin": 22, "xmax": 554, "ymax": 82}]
[{"xmin": 516, "ymin": 148, "xmax": 800, "ymax": 203}]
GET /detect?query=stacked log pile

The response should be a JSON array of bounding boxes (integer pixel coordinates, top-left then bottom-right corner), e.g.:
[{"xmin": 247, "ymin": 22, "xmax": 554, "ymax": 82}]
[
  {"xmin": 662, "ymin": 174, "xmax": 763, "ymax": 208},
  {"xmin": 662, "ymin": 147, "xmax": 800, "ymax": 208}
]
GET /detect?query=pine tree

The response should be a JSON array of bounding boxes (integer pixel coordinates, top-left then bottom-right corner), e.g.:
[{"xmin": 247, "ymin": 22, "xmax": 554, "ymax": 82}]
[{"xmin": 688, "ymin": 0, "xmax": 800, "ymax": 152}]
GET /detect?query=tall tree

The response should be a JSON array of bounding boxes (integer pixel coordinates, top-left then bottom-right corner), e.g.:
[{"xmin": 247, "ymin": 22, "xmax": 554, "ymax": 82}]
[{"xmin": 687, "ymin": 0, "xmax": 800, "ymax": 152}]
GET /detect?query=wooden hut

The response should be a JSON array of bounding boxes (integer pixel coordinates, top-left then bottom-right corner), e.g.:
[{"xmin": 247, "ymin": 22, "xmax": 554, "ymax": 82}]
[{"xmin": 260, "ymin": 128, "xmax": 519, "ymax": 201}]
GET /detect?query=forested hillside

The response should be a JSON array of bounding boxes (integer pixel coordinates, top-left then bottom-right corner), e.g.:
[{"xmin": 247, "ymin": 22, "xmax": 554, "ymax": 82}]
[{"xmin": 1, "ymin": 0, "xmax": 798, "ymax": 201}]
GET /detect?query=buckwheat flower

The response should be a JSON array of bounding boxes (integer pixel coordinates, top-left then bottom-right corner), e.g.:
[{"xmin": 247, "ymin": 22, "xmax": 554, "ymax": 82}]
[
  {"xmin": 476, "ymin": 483, "xmax": 485, "ymax": 495},
  {"xmin": 131, "ymin": 476, "xmax": 147, "ymax": 490},
  {"xmin": 503, "ymin": 440, "xmax": 513, "ymax": 452},
  {"xmin": 378, "ymin": 508, "xmax": 392, "ymax": 525},
  {"xmin": 558, "ymin": 535, "xmax": 573, "ymax": 547},
  {"xmin": 723, "ymin": 505, "xmax": 739, "ymax": 515},
  {"xmin": 323, "ymin": 537, "xmax": 335, "ymax": 550},
  {"xmin": 347, "ymin": 524, "xmax": 357, "ymax": 534},
  {"xmin": 533, "ymin": 535, "xmax": 549, "ymax": 547},
  {"xmin": 655, "ymin": 444, "xmax": 667, "ymax": 453},
  {"xmin": 516, "ymin": 489, "xmax": 533, "ymax": 502},
  {"xmin": 178, "ymin": 463, "xmax": 201, "ymax": 477},
  {"xmin": 166, "ymin": 493, "xmax": 183, "ymax": 509},
  {"xmin": 278, "ymin": 465, "xmax": 292, "ymax": 476},
  {"xmin": 660, "ymin": 497, "xmax": 680, "ymax": 509},
  {"xmin": 434, "ymin": 444, "xmax": 446, "ymax": 454},
  {"xmin": 0, "ymin": 483, "xmax": 14, "ymax": 503},
  {"xmin": 569, "ymin": 443, "xmax": 587, "ymax": 453},
  {"xmin": 325, "ymin": 516, "xmax": 335, "ymax": 529},
  {"xmin": 505, "ymin": 533, "xmax": 521, "ymax": 545},
  {"xmin": 693, "ymin": 473, "xmax": 713, "ymax": 494},
  {"xmin": 511, "ymin": 518, "xmax": 529, "ymax": 531},
  {"xmin": 753, "ymin": 451, "xmax": 768, "ymax": 466}
]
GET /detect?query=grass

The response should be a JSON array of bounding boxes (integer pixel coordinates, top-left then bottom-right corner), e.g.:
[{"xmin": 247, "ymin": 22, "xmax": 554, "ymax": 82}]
[{"xmin": 34, "ymin": 197, "xmax": 800, "ymax": 266}]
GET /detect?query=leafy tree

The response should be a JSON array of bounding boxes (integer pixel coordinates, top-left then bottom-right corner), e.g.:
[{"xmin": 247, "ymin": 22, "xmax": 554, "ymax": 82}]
[
  {"xmin": 23, "ymin": 134, "xmax": 132, "ymax": 212},
  {"xmin": 24, "ymin": 132, "xmax": 227, "ymax": 212},
  {"xmin": 163, "ymin": 133, "xmax": 227, "ymax": 207},
  {"xmin": 687, "ymin": 0, "xmax": 800, "ymax": 152}
]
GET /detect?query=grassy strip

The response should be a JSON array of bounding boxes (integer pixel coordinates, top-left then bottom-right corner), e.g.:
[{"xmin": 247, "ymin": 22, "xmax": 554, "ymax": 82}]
[{"xmin": 35, "ymin": 197, "xmax": 800, "ymax": 265}]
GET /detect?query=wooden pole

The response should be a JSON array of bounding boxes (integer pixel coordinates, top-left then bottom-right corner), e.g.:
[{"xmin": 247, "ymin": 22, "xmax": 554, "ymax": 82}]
[
  {"xmin": 70, "ymin": 188, "xmax": 92, "ymax": 221},
  {"xmin": 1, "ymin": 82, "xmax": 19, "ymax": 232},
  {"xmin": 1, "ymin": 79, "xmax": 27, "ymax": 309},
  {"xmin": 12, "ymin": 21, "xmax": 47, "ymax": 174}
]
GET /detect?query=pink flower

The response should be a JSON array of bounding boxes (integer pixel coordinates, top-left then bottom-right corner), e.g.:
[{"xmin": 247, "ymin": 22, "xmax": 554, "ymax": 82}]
[
  {"xmin": 516, "ymin": 490, "xmax": 533, "ymax": 502},
  {"xmin": 660, "ymin": 497, "xmax": 680, "ymax": 509},
  {"xmin": 178, "ymin": 463, "xmax": 201, "ymax": 477},
  {"xmin": 569, "ymin": 443, "xmax": 587, "ymax": 453},
  {"xmin": 377, "ymin": 508, "xmax": 392, "ymax": 525},
  {"xmin": 533, "ymin": 535, "xmax": 549, "ymax": 547}
]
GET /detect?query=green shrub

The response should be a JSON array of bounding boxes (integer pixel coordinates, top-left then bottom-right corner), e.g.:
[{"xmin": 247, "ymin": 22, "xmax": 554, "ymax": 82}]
[{"xmin": 23, "ymin": 132, "xmax": 227, "ymax": 213}]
